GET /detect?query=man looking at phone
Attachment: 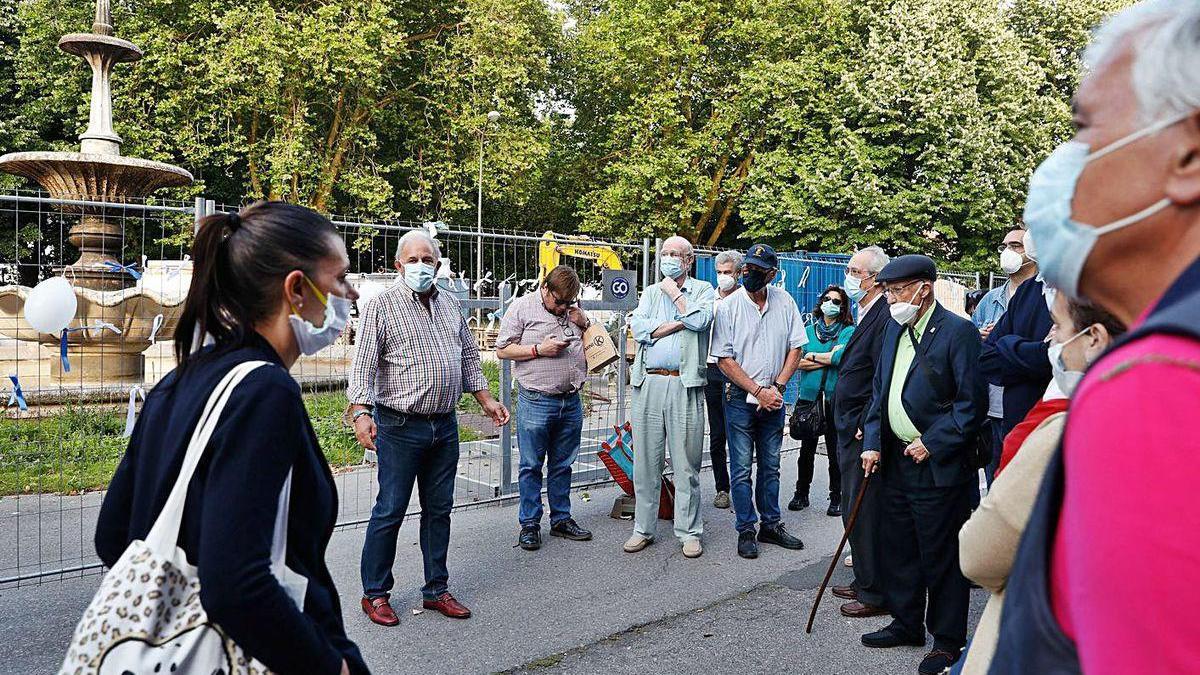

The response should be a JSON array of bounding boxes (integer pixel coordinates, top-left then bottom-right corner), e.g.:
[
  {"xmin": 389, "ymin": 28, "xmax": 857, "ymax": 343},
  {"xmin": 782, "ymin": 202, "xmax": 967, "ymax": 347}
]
[
  {"xmin": 711, "ymin": 244, "xmax": 807, "ymax": 559},
  {"xmin": 497, "ymin": 265, "xmax": 594, "ymax": 551},
  {"xmin": 624, "ymin": 236, "xmax": 714, "ymax": 559}
]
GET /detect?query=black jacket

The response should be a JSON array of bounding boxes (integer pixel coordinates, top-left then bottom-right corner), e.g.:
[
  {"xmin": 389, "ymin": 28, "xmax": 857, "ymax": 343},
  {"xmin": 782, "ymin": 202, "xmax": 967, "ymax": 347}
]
[
  {"xmin": 864, "ymin": 303, "xmax": 987, "ymax": 487},
  {"xmin": 95, "ymin": 335, "xmax": 368, "ymax": 675},
  {"xmin": 980, "ymin": 277, "xmax": 1054, "ymax": 436},
  {"xmin": 833, "ymin": 296, "xmax": 890, "ymax": 446}
]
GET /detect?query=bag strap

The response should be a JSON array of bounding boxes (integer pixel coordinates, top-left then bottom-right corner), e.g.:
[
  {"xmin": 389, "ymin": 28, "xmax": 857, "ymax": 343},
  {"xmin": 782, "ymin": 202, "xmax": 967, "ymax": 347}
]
[
  {"xmin": 907, "ymin": 327, "xmax": 952, "ymax": 410},
  {"xmin": 145, "ymin": 360, "xmax": 271, "ymax": 554}
]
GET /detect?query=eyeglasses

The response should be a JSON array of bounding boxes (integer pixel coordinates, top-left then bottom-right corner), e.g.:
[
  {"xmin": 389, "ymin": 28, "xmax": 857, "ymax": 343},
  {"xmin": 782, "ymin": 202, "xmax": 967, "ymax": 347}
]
[
  {"xmin": 845, "ymin": 267, "xmax": 877, "ymax": 279},
  {"xmin": 882, "ymin": 281, "xmax": 923, "ymax": 299},
  {"xmin": 996, "ymin": 242, "xmax": 1026, "ymax": 253},
  {"xmin": 552, "ymin": 296, "xmax": 576, "ymax": 307}
]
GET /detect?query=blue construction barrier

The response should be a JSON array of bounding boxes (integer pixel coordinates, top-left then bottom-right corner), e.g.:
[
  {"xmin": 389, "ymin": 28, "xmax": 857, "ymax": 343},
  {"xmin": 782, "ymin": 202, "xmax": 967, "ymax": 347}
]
[{"xmin": 694, "ymin": 251, "xmax": 851, "ymax": 406}]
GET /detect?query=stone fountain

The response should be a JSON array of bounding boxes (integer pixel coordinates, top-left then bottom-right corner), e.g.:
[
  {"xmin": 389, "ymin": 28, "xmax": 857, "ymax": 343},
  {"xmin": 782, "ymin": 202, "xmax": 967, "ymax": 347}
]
[{"xmin": 0, "ymin": 0, "xmax": 193, "ymax": 384}]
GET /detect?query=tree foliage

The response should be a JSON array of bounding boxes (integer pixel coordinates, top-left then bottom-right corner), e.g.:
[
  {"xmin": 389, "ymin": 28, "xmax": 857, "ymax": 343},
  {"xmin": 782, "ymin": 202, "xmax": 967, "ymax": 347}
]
[{"xmin": 0, "ymin": 0, "xmax": 1136, "ymax": 267}]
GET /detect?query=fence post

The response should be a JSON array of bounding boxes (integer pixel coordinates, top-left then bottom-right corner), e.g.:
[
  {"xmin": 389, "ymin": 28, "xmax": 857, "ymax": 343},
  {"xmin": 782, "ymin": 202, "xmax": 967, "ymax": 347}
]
[
  {"xmin": 498, "ymin": 281, "xmax": 514, "ymax": 496},
  {"xmin": 642, "ymin": 238, "xmax": 651, "ymax": 291},
  {"xmin": 975, "ymin": 272, "xmax": 982, "ymax": 290},
  {"xmin": 193, "ymin": 196, "xmax": 205, "ymax": 233},
  {"xmin": 616, "ymin": 311, "xmax": 627, "ymax": 424}
]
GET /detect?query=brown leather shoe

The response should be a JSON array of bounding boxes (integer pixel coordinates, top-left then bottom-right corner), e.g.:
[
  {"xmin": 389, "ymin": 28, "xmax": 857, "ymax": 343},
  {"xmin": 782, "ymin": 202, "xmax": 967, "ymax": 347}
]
[
  {"xmin": 423, "ymin": 592, "xmax": 472, "ymax": 619},
  {"xmin": 832, "ymin": 584, "xmax": 857, "ymax": 600},
  {"xmin": 361, "ymin": 596, "xmax": 400, "ymax": 627},
  {"xmin": 841, "ymin": 600, "xmax": 889, "ymax": 618}
]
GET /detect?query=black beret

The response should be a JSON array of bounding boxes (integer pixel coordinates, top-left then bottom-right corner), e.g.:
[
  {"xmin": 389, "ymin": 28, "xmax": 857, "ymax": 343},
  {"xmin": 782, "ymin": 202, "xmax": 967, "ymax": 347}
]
[{"xmin": 876, "ymin": 254, "xmax": 937, "ymax": 283}]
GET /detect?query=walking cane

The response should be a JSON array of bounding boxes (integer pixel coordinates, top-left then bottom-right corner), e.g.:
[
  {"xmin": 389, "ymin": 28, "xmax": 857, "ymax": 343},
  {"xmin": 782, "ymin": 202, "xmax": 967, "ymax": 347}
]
[{"xmin": 806, "ymin": 470, "xmax": 874, "ymax": 634}]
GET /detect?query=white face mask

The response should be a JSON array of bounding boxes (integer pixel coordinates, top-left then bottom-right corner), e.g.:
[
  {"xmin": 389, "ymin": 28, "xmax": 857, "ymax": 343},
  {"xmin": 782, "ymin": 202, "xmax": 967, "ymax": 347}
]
[
  {"xmin": 717, "ymin": 273, "xmax": 737, "ymax": 292},
  {"xmin": 1047, "ymin": 327, "xmax": 1092, "ymax": 396},
  {"xmin": 889, "ymin": 282, "xmax": 926, "ymax": 326},
  {"xmin": 289, "ymin": 275, "xmax": 350, "ymax": 356},
  {"xmin": 844, "ymin": 274, "xmax": 865, "ymax": 301},
  {"xmin": 1000, "ymin": 248, "xmax": 1025, "ymax": 275}
]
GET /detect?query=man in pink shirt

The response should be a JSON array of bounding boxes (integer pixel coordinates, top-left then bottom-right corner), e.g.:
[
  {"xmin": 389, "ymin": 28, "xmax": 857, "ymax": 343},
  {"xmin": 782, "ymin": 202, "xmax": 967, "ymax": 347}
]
[{"xmin": 988, "ymin": 2, "xmax": 1200, "ymax": 673}]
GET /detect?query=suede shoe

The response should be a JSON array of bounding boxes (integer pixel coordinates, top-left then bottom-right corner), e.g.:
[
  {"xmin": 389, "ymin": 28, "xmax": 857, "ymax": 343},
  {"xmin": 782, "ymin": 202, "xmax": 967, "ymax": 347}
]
[
  {"xmin": 518, "ymin": 525, "xmax": 541, "ymax": 551},
  {"xmin": 713, "ymin": 491, "xmax": 731, "ymax": 509},
  {"xmin": 623, "ymin": 534, "xmax": 652, "ymax": 553},
  {"xmin": 758, "ymin": 522, "xmax": 804, "ymax": 550},
  {"xmin": 423, "ymin": 592, "xmax": 472, "ymax": 619},
  {"xmin": 831, "ymin": 584, "xmax": 857, "ymax": 600},
  {"xmin": 361, "ymin": 596, "xmax": 399, "ymax": 627},
  {"xmin": 737, "ymin": 530, "xmax": 759, "ymax": 559},
  {"xmin": 550, "ymin": 518, "xmax": 592, "ymax": 541},
  {"xmin": 861, "ymin": 623, "xmax": 925, "ymax": 649},
  {"xmin": 841, "ymin": 600, "xmax": 889, "ymax": 618},
  {"xmin": 919, "ymin": 648, "xmax": 961, "ymax": 675}
]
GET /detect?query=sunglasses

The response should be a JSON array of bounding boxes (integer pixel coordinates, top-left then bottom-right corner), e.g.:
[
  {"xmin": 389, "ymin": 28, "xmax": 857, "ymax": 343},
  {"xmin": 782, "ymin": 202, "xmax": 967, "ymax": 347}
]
[
  {"xmin": 552, "ymin": 296, "xmax": 576, "ymax": 307},
  {"xmin": 823, "ymin": 297, "xmax": 842, "ymax": 306}
]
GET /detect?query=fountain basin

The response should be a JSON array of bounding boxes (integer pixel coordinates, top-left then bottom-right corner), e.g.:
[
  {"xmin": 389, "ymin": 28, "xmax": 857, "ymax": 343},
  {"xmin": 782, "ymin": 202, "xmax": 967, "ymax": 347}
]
[
  {"xmin": 0, "ymin": 283, "xmax": 185, "ymax": 382},
  {"xmin": 0, "ymin": 152, "xmax": 192, "ymax": 203}
]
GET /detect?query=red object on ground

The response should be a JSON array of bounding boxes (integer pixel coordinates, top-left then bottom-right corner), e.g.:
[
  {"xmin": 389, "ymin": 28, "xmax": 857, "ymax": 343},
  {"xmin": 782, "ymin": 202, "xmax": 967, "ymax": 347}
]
[{"xmin": 598, "ymin": 422, "xmax": 674, "ymax": 519}]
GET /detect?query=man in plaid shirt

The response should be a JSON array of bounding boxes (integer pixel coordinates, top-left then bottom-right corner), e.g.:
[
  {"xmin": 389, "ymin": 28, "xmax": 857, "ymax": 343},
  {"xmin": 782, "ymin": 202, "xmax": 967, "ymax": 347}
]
[{"xmin": 348, "ymin": 230, "xmax": 509, "ymax": 627}]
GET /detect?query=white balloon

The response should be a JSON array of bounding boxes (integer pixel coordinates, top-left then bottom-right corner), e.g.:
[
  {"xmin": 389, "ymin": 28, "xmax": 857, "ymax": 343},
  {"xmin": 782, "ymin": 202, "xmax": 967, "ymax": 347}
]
[{"xmin": 25, "ymin": 276, "xmax": 77, "ymax": 334}]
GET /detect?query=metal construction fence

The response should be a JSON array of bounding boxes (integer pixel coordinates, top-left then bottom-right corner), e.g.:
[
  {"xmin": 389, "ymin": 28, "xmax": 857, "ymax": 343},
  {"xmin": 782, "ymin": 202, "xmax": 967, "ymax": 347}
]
[{"xmin": 0, "ymin": 189, "xmax": 985, "ymax": 586}]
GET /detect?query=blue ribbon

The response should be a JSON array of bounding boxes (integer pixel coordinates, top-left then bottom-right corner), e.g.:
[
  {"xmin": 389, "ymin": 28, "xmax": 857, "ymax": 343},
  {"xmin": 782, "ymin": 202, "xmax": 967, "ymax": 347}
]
[
  {"xmin": 59, "ymin": 330, "xmax": 70, "ymax": 373},
  {"xmin": 7, "ymin": 376, "xmax": 26, "ymax": 411},
  {"xmin": 102, "ymin": 261, "xmax": 142, "ymax": 280}
]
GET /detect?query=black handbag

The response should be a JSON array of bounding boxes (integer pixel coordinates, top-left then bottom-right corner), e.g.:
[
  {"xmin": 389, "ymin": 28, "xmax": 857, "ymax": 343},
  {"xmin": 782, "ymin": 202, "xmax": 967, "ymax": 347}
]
[
  {"xmin": 906, "ymin": 327, "xmax": 992, "ymax": 469},
  {"xmin": 789, "ymin": 367, "xmax": 829, "ymax": 441}
]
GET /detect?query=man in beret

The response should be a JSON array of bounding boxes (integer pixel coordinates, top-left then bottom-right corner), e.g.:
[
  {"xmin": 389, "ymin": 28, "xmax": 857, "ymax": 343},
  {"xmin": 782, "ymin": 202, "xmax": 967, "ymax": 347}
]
[{"xmin": 859, "ymin": 255, "xmax": 987, "ymax": 675}]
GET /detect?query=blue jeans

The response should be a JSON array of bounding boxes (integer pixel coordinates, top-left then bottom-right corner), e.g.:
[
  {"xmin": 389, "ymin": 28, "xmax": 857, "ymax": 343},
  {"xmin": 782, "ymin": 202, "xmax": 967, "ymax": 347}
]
[
  {"xmin": 724, "ymin": 390, "xmax": 785, "ymax": 534},
  {"xmin": 516, "ymin": 388, "xmax": 583, "ymax": 528},
  {"xmin": 360, "ymin": 406, "xmax": 459, "ymax": 601}
]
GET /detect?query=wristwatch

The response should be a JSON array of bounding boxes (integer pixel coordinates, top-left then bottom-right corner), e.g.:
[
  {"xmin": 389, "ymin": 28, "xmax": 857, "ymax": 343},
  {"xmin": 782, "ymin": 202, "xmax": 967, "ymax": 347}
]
[
  {"xmin": 773, "ymin": 382, "xmax": 787, "ymax": 393},
  {"xmin": 351, "ymin": 409, "xmax": 374, "ymax": 424}
]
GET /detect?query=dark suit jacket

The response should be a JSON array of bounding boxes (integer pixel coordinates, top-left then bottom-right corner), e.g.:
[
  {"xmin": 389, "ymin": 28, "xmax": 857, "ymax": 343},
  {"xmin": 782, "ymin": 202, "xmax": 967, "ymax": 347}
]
[
  {"xmin": 980, "ymin": 277, "xmax": 1053, "ymax": 436},
  {"xmin": 864, "ymin": 303, "xmax": 987, "ymax": 487},
  {"xmin": 833, "ymin": 296, "xmax": 890, "ymax": 450}
]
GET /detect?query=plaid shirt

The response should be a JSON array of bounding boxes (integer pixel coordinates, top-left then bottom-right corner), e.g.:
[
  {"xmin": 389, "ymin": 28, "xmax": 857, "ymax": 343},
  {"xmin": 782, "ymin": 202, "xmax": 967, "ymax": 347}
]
[{"xmin": 347, "ymin": 280, "xmax": 488, "ymax": 415}]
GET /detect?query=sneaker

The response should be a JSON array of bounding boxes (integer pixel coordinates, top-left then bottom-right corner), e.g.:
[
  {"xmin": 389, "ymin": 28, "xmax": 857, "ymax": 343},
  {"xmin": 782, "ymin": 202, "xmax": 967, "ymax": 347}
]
[
  {"xmin": 518, "ymin": 525, "xmax": 541, "ymax": 551},
  {"xmin": 713, "ymin": 491, "xmax": 731, "ymax": 509},
  {"xmin": 758, "ymin": 522, "xmax": 804, "ymax": 550},
  {"xmin": 787, "ymin": 492, "xmax": 809, "ymax": 511},
  {"xmin": 623, "ymin": 533, "xmax": 653, "ymax": 553},
  {"xmin": 682, "ymin": 539, "xmax": 703, "ymax": 558},
  {"xmin": 550, "ymin": 518, "xmax": 592, "ymax": 541},
  {"xmin": 737, "ymin": 530, "xmax": 759, "ymax": 559},
  {"xmin": 919, "ymin": 648, "xmax": 961, "ymax": 674}
]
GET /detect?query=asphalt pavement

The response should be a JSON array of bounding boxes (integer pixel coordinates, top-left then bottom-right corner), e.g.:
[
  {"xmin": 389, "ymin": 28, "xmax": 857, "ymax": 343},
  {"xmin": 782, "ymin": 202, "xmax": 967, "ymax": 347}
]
[{"xmin": 0, "ymin": 454, "xmax": 984, "ymax": 674}]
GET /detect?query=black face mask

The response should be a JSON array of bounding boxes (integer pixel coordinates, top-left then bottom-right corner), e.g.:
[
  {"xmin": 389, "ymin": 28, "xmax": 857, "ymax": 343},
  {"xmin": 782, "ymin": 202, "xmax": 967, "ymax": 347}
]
[{"xmin": 743, "ymin": 268, "xmax": 770, "ymax": 293}]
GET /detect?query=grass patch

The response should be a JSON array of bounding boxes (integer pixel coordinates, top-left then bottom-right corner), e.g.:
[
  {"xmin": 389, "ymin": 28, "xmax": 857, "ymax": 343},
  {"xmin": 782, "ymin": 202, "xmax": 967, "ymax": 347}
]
[{"xmin": 0, "ymin": 381, "xmax": 491, "ymax": 497}]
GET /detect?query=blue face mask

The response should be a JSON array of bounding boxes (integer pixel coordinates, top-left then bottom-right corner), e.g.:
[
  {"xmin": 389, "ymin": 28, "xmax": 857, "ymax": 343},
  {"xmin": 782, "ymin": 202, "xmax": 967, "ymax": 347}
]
[
  {"xmin": 821, "ymin": 300, "xmax": 841, "ymax": 318},
  {"xmin": 1023, "ymin": 113, "xmax": 1188, "ymax": 298},
  {"xmin": 660, "ymin": 256, "xmax": 684, "ymax": 280},
  {"xmin": 404, "ymin": 262, "xmax": 436, "ymax": 293}
]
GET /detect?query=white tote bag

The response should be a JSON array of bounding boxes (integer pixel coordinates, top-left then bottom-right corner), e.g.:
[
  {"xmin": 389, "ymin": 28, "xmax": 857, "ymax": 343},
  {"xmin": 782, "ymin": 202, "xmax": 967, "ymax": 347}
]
[{"xmin": 60, "ymin": 361, "xmax": 308, "ymax": 675}]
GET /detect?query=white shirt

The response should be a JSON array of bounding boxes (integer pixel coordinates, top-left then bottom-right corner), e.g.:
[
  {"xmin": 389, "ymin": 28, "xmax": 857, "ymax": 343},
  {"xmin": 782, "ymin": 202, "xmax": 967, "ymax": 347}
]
[
  {"xmin": 856, "ymin": 291, "xmax": 883, "ymax": 325},
  {"xmin": 710, "ymin": 286, "xmax": 807, "ymax": 385}
]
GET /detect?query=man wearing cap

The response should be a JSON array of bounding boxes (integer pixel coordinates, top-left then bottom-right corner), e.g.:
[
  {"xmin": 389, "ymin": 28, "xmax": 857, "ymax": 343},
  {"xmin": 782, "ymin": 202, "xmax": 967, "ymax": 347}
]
[
  {"xmin": 711, "ymin": 243, "xmax": 807, "ymax": 559},
  {"xmin": 859, "ymin": 255, "xmax": 986, "ymax": 675},
  {"xmin": 624, "ymin": 236, "xmax": 714, "ymax": 559}
]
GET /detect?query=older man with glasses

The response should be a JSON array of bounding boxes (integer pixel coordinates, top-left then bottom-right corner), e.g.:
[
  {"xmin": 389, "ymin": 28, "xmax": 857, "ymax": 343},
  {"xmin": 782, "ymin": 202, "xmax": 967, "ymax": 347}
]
[{"xmin": 623, "ymin": 236, "xmax": 715, "ymax": 559}]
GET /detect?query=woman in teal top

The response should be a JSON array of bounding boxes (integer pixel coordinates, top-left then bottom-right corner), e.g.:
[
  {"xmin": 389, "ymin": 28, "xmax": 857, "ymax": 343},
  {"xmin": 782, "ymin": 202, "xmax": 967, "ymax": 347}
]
[{"xmin": 789, "ymin": 285, "xmax": 855, "ymax": 516}]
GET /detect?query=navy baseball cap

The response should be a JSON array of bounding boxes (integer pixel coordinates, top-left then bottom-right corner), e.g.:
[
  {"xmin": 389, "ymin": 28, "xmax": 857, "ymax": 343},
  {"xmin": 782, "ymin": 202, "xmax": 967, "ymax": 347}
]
[{"xmin": 744, "ymin": 243, "xmax": 778, "ymax": 270}]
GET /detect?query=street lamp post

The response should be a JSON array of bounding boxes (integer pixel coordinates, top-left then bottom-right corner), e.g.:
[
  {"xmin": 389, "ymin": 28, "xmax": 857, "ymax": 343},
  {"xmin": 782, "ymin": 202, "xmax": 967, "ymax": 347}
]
[{"xmin": 477, "ymin": 110, "xmax": 500, "ymax": 297}]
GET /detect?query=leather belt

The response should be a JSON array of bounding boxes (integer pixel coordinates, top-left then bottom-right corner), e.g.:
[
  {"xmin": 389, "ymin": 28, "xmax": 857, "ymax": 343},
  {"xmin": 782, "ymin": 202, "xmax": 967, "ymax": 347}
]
[{"xmin": 646, "ymin": 368, "xmax": 681, "ymax": 377}]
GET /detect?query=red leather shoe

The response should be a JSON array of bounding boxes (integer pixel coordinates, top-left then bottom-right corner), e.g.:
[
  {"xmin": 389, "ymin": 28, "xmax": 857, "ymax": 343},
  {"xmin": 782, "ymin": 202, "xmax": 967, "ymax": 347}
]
[
  {"xmin": 361, "ymin": 596, "xmax": 400, "ymax": 627},
  {"xmin": 423, "ymin": 592, "xmax": 472, "ymax": 619}
]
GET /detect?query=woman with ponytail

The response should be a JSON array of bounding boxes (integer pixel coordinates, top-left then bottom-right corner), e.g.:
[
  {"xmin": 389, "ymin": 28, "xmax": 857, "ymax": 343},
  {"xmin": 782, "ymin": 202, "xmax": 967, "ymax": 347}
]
[{"xmin": 94, "ymin": 202, "xmax": 368, "ymax": 674}]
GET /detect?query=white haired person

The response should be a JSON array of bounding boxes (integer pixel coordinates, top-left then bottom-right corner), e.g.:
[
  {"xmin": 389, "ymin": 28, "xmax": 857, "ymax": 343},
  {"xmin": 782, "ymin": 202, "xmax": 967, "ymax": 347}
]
[
  {"xmin": 990, "ymin": 2, "xmax": 1200, "ymax": 673},
  {"xmin": 624, "ymin": 235, "xmax": 715, "ymax": 559},
  {"xmin": 704, "ymin": 249, "xmax": 744, "ymax": 509},
  {"xmin": 348, "ymin": 229, "xmax": 509, "ymax": 626}
]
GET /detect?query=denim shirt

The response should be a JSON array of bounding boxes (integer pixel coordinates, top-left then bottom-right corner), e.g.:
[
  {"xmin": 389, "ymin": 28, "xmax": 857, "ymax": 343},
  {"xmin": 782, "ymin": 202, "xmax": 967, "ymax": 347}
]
[
  {"xmin": 630, "ymin": 278, "xmax": 715, "ymax": 388},
  {"xmin": 973, "ymin": 282, "xmax": 1010, "ymax": 419}
]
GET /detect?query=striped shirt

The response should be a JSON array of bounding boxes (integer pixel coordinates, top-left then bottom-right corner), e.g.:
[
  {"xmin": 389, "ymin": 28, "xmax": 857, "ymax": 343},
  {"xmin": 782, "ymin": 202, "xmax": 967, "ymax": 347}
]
[{"xmin": 347, "ymin": 280, "xmax": 488, "ymax": 414}]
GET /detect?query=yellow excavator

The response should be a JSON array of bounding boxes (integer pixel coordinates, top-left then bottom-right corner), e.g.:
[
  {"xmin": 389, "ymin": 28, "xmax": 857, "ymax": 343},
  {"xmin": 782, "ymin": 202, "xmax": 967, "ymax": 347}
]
[{"xmin": 537, "ymin": 231, "xmax": 623, "ymax": 281}]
